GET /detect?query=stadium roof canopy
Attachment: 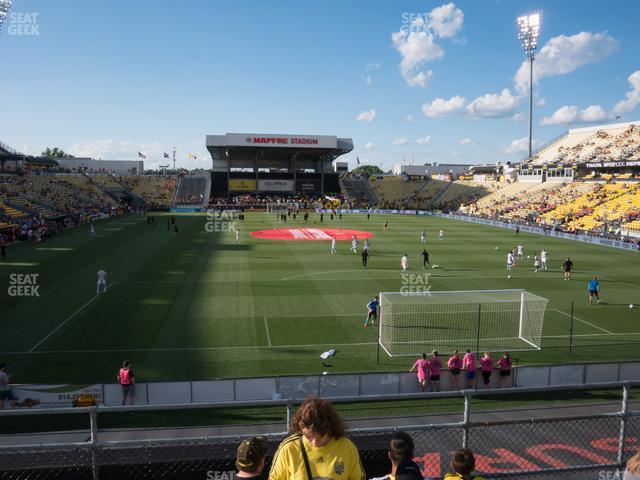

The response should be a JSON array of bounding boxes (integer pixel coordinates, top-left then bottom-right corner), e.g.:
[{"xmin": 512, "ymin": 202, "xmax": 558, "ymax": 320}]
[{"xmin": 206, "ymin": 133, "xmax": 353, "ymax": 172}]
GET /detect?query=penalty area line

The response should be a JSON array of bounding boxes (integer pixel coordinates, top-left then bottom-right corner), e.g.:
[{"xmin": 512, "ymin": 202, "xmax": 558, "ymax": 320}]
[
  {"xmin": 551, "ymin": 308, "xmax": 614, "ymax": 335},
  {"xmin": 28, "ymin": 283, "xmax": 118, "ymax": 353},
  {"xmin": 264, "ymin": 316, "xmax": 272, "ymax": 347}
]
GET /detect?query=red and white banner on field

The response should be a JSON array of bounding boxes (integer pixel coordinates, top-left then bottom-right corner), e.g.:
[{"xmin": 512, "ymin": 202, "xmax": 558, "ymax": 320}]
[{"xmin": 250, "ymin": 228, "xmax": 374, "ymax": 241}]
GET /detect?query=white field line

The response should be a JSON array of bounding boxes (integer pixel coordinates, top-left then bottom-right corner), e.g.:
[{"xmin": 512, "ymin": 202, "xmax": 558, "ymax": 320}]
[
  {"xmin": 264, "ymin": 316, "xmax": 272, "ymax": 347},
  {"xmin": 600, "ymin": 275, "xmax": 640, "ymax": 290},
  {"xmin": 551, "ymin": 308, "xmax": 614, "ymax": 335},
  {"xmin": 543, "ymin": 332, "xmax": 640, "ymax": 339},
  {"xmin": 28, "ymin": 283, "xmax": 118, "ymax": 352}
]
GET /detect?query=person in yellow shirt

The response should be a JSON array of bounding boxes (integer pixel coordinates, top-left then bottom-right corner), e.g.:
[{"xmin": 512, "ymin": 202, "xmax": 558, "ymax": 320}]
[
  {"xmin": 269, "ymin": 396, "xmax": 365, "ymax": 480},
  {"xmin": 444, "ymin": 449, "xmax": 484, "ymax": 480}
]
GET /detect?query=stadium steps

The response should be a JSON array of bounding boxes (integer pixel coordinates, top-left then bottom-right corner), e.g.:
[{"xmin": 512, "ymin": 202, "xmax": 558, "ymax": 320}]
[{"xmin": 430, "ymin": 181, "xmax": 454, "ymax": 204}]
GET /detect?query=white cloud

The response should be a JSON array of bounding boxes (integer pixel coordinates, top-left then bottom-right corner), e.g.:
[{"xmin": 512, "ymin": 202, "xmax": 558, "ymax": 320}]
[
  {"xmin": 366, "ymin": 75, "xmax": 373, "ymax": 85},
  {"xmin": 536, "ymin": 98, "xmax": 547, "ymax": 107},
  {"xmin": 512, "ymin": 112, "xmax": 526, "ymax": 122},
  {"xmin": 422, "ymin": 95, "xmax": 465, "ymax": 117},
  {"xmin": 67, "ymin": 139, "xmax": 208, "ymax": 169},
  {"xmin": 504, "ymin": 136, "xmax": 533, "ymax": 154},
  {"xmin": 414, "ymin": 135, "xmax": 432, "ymax": 144},
  {"xmin": 391, "ymin": 29, "xmax": 442, "ymax": 87},
  {"xmin": 514, "ymin": 32, "xmax": 618, "ymax": 94},
  {"xmin": 356, "ymin": 109, "xmax": 376, "ymax": 122},
  {"xmin": 428, "ymin": 3, "xmax": 464, "ymax": 39},
  {"xmin": 393, "ymin": 138, "xmax": 410, "ymax": 145},
  {"xmin": 364, "ymin": 142, "xmax": 375, "ymax": 150},
  {"xmin": 459, "ymin": 137, "xmax": 476, "ymax": 145},
  {"xmin": 580, "ymin": 105, "xmax": 610, "ymax": 122},
  {"xmin": 613, "ymin": 70, "xmax": 640, "ymax": 116},
  {"xmin": 365, "ymin": 62, "xmax": 381, "ymax": 70},
  {"xmin": 465, "ymin": 89, "xmax": 520, "ymax": 118},
  {"xmin": 406, "ymin": 114, "xmax": 414, "ymax": 122},
  {"xmin": 541, "ymin": 104, "xmax": 611, "ymax": 125}
]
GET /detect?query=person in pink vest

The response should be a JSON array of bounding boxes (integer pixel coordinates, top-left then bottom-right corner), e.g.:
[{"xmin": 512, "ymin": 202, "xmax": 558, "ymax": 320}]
[
  {"xmin": 479, "ymin": 352, "xmax": 494, "ymax": 389},
  {"xmin": 462, "ymin": 349, "xmax": 476, "ymax": 389},
  {"xmin": 409, "ymin": 353, "xmax": 429, "ymax": 392},
  {"xmin": 496, "ymin": 352, "xmax": 513, "ymax": 388},
  {"xmin": 117, "ymin": 360, "xmax": 136, "ymax": 405},
  {"xmin": 448, "ymin": 350, "xmax": 462, "ymax": 390},
  {"xmin": 429, "ymin": 351, "xmax": 442, "ymax": 392}
]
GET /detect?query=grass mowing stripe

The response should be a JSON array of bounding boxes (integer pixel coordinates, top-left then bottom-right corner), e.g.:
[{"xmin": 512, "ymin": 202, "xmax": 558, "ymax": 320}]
[{"xmin": 264, "ymin": 316, "xmax": 272, "ymax": 347}]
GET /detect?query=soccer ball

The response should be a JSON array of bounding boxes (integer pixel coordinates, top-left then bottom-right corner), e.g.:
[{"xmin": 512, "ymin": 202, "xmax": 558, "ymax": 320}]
[
  {"xmin": 322, "ymin": 371, "xmax": 328, "ymax": 375},
  {"xmin": 630, "ymin": 304, "xmax": 634, "ymax": 309},
  {"xmin": 507, "ymin": 275, "xmax": 511, "ymax": 279},
  {"xmin": 527, "ymin": 255, "xmax": 531, "ymax": 259},
  {"xmin": 494, "ymin": 246, "xmax": 498, "ymax": 250}
]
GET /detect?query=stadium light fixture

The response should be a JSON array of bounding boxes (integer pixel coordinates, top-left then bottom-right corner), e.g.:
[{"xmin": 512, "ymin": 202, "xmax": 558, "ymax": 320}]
[
  {"xmin": 517, "ymin": 13, "xmax": 541, "ymax": 160},
  {"xmin": 0, "ymin": 0, "xmax": 12, "ymax": 34}
]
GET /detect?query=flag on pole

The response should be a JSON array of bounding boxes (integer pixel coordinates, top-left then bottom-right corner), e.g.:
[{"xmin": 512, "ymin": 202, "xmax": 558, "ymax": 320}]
[
  {"xmin": 163, "ymin": 152, "xmax": 169, "ymax": 159},
  {"xmin": 138, "ymin": 152, "xmax": 146, "ymax": 159},
  {"xmin": 188, "ymin": 153, "xmax": 198, "ymax": 160},
  {"xmin": 356, "ymin": 156, "xmax": 360, "ymax": 165}
]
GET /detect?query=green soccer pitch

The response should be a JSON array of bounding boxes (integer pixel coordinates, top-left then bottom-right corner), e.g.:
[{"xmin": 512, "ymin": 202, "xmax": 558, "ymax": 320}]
[{"xmin": 1, "ymin": 212, "xmax": 639, "ymax": 384}]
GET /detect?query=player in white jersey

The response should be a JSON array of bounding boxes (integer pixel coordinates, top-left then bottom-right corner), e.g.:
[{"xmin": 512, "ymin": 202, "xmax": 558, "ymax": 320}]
[
  {"xmin": 517, "ymin": 243, "xmax": 524, "ymax": 259},
  {"xmin": 235, "ymin": 228, "xmax": 240, "ymax": 244},
  {"xmin": 363, "ymin": 238, "xmax": 370, "ymax": 252},
  {"xmin": 420, "ymin": 230, "xmax": 427, "ymax": 244},
  {"xmin": 401, "ymin": 254, "xmax": 408, "ymax": 272},
  {"xmin": 439, "ymin": 228, "xmax": 444, "ymax": 240},
  {"xmin": 533, "ymin": 254, "xmax": 540, "ymax": 272},
  {"xmin": 97, "ymin": 269, "xmax": 107, "ymax": 293},
  {"xmin": 506, "ymin": 252, "xmax": 514, "ymax": 271},
  {"xmin": 330, "ymin": 237, "xmax": 336, "ymax": 254},
  {"xmin": 89, "ymin": 224, "xmax": 96, "ymax": 238},
  {"xmin": 351, "ymin": 235, "xmax": 359, "ymax": 253},
  {"xmin": 540, "ymin": 249, "xmax": 548, "ymax": 270}
]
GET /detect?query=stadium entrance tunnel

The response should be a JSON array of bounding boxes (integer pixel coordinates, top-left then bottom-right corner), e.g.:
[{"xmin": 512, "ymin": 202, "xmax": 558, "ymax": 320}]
[{"xmin": 250, "ymin": 228, "xmax": 374, "ymax": 241}]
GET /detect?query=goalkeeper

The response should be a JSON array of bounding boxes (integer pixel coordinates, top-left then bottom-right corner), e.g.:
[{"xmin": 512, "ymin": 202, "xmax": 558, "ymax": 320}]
[{"xmin": 364, "ymin": 296, "xmax": 379, "ymax": 327}]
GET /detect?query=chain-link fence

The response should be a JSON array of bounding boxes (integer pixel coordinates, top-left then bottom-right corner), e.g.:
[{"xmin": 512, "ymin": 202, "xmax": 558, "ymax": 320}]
[{"xmin": 0, "ymin": 383, "xmax": 638, "ymax": 480}]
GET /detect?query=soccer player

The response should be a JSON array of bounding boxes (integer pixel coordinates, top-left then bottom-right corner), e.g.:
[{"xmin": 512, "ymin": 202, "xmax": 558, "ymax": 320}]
[
  {"xmin": 517, "ymin": 243, "xmax": 524, "ymax": 259},
  {"xmin": 409, "ymin": 353, "xmax": 429, "ymax": 392},
  {"xmin": 515, "ymin": 226, "xmax": 520, "ymax": 236},
  {"xmin": 97, "ymin": 269, "xmax": 107, "ymax": 294},
  {"xmin": 479, "ymin": 352, "xmax": 493, "ymax": 389},
  {"xmin": 448, "ymin": 350, "xmax": 462, "ymax": 390},
  {"xmin": 506, "ymin": 251, "xmax": 514, "ymax": 272},
  {"xmin": 363, "ymin": 238, "xmax": 370, "ymax": 252},
  {"xmin": 533, "ymin": 253, "xmax": 540, "ymax": 272},
  {"xmin": 384, "ymin": 220, "xmax": 389, "ymax": 231},
  {"xmin": 89, "ymin": 224, "xmax": 96, "ymax": 238},
  {"xmin": 588, "ymin": 276, "xmax": 601, "ymax": 304},
  {"xmin": 439, "ymin": 228, "xmax": 444, "ymax": 240},
  {"xmin": 541, "ymin": 249, "xmax": 548, "ymax": 270},
  {"xmin": 496, "ymin": 352, "xmax": 512, "ymax": 388},
  {"xmin": 401, "ymin": 254, "xmax": 408, "ymax": 272},
  {"xmin": 422, "ymin": 249, "xmax": 430, "ymax": 269},
  {"xmin": 462, "ymin": 349, "xmax": 476, "ymax": 389},
  {"xmin": 235, "ymin": 228, "xmax": 240, "ymax": 244},
  {"xmin": 428, "ymin": 351, "xmax": 442, "ymax": 392},
  {"xmin": 351, "ymin": 235, "xmax": 359, "ymax": 253},
  {"xmin": 562, "ymin": 257, "xmax": 574, "ymax": 280},
  {"xmin": 420, "ymin": 230, "xmax": 427, "ymax": 244},
  {"xmin": 361, "ymin": 249, "xmax": 369, "ymax": 268},
  {"xmin": 330, "ymin": 237, "xmax": 337, "ymax": 254},
  {"xmin": 364, "ymin": 296, "xmax": 379, "ymax": 327}
]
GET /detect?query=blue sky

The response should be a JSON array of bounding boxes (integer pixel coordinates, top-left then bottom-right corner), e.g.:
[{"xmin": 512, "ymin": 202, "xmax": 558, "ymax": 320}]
[{"xmin": 0, "ymin": 0, "xmax": 639, "ymax": 170}]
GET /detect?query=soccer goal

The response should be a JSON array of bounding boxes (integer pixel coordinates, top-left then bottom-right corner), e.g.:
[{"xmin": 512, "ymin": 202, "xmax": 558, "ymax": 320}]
[
  {"xmin": 378, "ymin": 289, "xmax": 548, "ymax": 357},
  {"xmin": 267, "ymin": 202, "xmax": 299, "ymax": 214}
]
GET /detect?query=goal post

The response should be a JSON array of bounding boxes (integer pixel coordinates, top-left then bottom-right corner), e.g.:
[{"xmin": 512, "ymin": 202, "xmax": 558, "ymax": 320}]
[
  {"xmin": 266, "ymin": 202, "xmax": 299, "ymax": 214},
  {"xmin": 378, "ymin": 289, "xmax": 548, "ymax": 357}
]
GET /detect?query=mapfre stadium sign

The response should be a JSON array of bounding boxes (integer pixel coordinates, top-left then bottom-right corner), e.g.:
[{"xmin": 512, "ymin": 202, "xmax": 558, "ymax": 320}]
[{"xmin": 225, "ymin": 133, "xmax": 337, "ymax": 149}]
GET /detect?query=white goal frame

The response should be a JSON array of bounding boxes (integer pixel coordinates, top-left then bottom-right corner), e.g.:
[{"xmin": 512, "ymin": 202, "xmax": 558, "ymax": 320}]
[
  {"xmin": 266, "ymin": 202, "xmax": 299, "ymax": 214},
  {"xmin": 378, "ymin": 289, "xmax": 548, "ymax": 357}
]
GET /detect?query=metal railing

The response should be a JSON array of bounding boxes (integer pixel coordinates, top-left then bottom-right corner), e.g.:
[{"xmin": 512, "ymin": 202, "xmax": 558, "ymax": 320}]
[{"xmin": 0, "ymin": 381, "xmax": 638, "ymax": 479}]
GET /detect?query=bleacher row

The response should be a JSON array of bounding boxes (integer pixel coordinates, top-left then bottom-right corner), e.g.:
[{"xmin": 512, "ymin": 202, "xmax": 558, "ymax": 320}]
[{"xmin": 0, "ymin": 174, "xmax": 178, "ymax": 231}]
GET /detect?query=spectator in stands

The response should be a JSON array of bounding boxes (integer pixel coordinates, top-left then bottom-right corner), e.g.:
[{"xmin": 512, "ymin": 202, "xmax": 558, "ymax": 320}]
[
  {"xmin": 444, "ymin": 449, "xmax": 484, "ymax": 480},
  {"xmin": 496, "ymin": 352, "xmax": 512, "ymax": 388},
  {"xmin": 117, "ymin": 360, "xmax": 135, "ymax": 405},
  {"xmin": 0, "ymin": 363, "xmax": 16, "ymax": 409},
  {"xmin": 236, "ymin": 436, "xmax": 267, "ymax": 479},
  {"xmin": 479, "ymin": 352, "xmax": 494, "ymax": 389},
  {"xmin": 269, "ymin": 396, "xmax": 365, "ymax": 480},
  {"xmin": 370, "ymin": 431, "xmax": 423, "ymax": 480},
  {"xmin": 624, "ymin": 451, "xmax": 640, "ymax": 480}
]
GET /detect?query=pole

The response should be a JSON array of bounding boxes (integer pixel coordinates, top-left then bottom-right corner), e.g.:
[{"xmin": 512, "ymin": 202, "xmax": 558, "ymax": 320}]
[
  {"xmin": 172, "ymin": 147, "xmax": 176, "ymax": 172},
  {"xmin": 376, "ymin": 303, "xmax": 381, "ymax": 365},
  {"xmin": 617, "ymin": 383, "xmax": 630, "ymax": 477},
  {"xmin": 528, "ymin": 54, "xmax": 534, "ymax": 159},
  {"xmin": 462, "ymin": 393, "xmax": 471, "ymax": 448},
  {"xmin": 475, "ymin": 304, "xmax": 481, "ymax": 389},
  {"xmin": 569, "ymin": 300, "xmax": 574, "ymax": 354}
]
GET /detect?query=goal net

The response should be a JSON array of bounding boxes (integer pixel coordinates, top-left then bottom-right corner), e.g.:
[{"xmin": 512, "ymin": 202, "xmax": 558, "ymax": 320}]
[
  {"xmin": 266, "ymin": 202, "xmax": 299, "ymax": 214},
  {"xmin": 378, "ymin": 289, "xmax": 548, "ymax": 357}
]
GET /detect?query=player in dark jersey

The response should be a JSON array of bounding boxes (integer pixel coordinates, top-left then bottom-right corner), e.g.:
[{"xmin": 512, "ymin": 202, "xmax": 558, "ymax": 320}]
[
  {"xmin": 562, "ymin": 257, "xmax": 573, "ymax": 280},
  {"xmin": 361, "ymin": 249, "xmax": 369, "ymax": 268},
  {"xmin": 422, "ymin": 249, "xmax": 429, "ymax": 269}
]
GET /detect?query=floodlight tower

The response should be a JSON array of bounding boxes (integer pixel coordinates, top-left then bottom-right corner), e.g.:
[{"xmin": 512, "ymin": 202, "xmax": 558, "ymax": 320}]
[
  {"xmin": 517, "ymin": 13, "xmax": 540, "ymax": 159},
  {"xmin": 0, "ymin": 0, "xmax": 12, "ymax": 34}
]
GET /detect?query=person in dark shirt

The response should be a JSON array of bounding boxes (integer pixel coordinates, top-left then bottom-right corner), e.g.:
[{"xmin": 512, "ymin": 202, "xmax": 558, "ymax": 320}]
[
  {"xmin": 361, "ymin": 249, "xmax": 369, "ymax": 268},
  {"xmin": 562, "ymin": 257, "xmax": 574, "ymax": 280},
  {"xmin": 422, "ymin": 249, "xmax": 429, "ymax": 269}
]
